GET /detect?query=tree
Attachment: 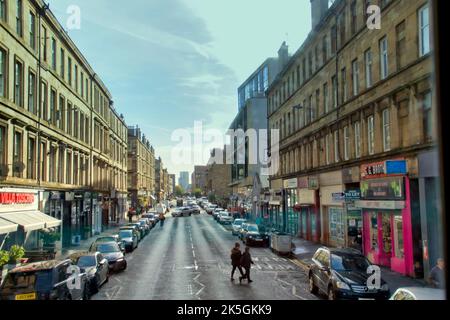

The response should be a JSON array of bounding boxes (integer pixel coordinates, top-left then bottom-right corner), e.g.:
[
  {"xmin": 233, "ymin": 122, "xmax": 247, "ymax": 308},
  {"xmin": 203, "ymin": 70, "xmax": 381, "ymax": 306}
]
[
  {"xmin": 175, "ymin": 185, "xmax": 185, "ymax": 197},
  {"xmin": 193, "ymin": 188, "xmax": 202, "ymax": 198}
]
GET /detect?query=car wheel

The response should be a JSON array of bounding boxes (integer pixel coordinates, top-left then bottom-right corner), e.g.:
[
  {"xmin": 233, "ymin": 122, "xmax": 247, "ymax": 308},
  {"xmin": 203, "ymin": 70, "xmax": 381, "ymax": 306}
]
[
  {"xmin": 328, "ymin": 286, "xmax": 335, "ymax": 300},
  {"xmin": 309, "ymin": 274, "xmax": 318, "ymax": 294},
  {"xmin": 122, "ymin": 261, "xmax": 127, "ymax": 271},
  {"xmin": 83, "ymin": 284, "xmax": 91, "ymax": 300}
]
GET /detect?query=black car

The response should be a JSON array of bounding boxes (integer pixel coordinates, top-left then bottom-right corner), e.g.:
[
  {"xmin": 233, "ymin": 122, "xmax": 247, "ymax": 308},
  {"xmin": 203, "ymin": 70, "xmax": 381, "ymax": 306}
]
[
  {"xmin": 0, "ymin": 259, "xmax": 89, "ymax": 300},
  {"xmin": 119, "ymin": 229, "xmax": 139, "ymax": 252},
  {"xmin": 70, "ymin": 252, "xmax": 109, "ymax": 295},
  {"xmin": 308, "ymin": 247, "xmax": 390, "ymax": 300},
  {"xmin": 89, "ymin": 235, "xmax": 124, "ymax": 252},
  {"xmin": 242, "ymin": 224, "xmax": 269, "ymax": 246},
  {"xmin": 89, "ymin": 242, "xmax": 127, "ymax": 272}
]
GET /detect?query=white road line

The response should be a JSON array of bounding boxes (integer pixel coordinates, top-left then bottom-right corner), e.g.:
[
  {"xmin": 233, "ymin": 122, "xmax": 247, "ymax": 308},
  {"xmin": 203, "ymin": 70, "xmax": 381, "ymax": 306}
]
[
  {"xmin": 253, "ymin": 257, "xmax": 259, "ymax": 261},
  {"xmin": 265, "ymin": 263, "xmax": 273, "ymax": 269},
  {"xmin": 255, "ymin": 264, "xmax": 262, "ymax": 270},
  {"xmin": 192, "ymin": 250, "xmax": 196, "ymax": 258},
  {"xmin": 292, "ymin": 286, "xmax": 307, "ymax": 300}
]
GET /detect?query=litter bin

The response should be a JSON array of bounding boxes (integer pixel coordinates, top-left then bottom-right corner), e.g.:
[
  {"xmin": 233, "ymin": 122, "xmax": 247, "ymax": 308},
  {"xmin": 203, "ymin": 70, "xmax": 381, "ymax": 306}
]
[{"xmin": 270, "ymin": 232, "xmax": 292, "ymax": 256}]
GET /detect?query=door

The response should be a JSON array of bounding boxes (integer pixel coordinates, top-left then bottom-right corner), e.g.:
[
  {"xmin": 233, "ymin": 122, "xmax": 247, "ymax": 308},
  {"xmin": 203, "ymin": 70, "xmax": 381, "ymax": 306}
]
[{"xmin": 379, "ymin": 212, "xmax": 392, "ymax": 267}]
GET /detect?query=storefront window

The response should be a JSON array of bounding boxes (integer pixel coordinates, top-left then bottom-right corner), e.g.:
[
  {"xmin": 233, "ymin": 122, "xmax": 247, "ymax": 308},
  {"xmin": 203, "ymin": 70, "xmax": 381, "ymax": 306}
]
[
  {"xmin": 329, "ymin": 207, "xmax": 344, "ymax": 243},
  {"xmin": 382, "ymin": 213, "xmax": 392, "ymax": 255},
  {"xmin": 370, "ymin": 212, "xmax": 378, "ymax": 251},
  {"xmin": 394, "ymin": 215, "xmax": 404, "ymax": 258}
]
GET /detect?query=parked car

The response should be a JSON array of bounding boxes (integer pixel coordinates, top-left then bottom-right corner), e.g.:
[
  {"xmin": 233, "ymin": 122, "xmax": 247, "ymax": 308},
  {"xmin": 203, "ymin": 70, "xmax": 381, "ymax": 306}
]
[
  {"xmin": 120, "ymin": 226, "xmax": 142, "ymax": 242},
  {"xmin": 89, "ymin": 242, "xmax": 127, "ymax": 272},
  {"xmin": 0, "ymin": 259, "xmax": 89, "ymax": 300},
  {"xmin": 231, "ymin": 219, "xmax": 247, "ymax": 235},
  {"xmin": 390, "ymin": 287, "xmax": 445, "ymax": 300},
  {"xmin": 308, "ymin": 247, "xmax": 390, "ymax": 300},
  {"xmin": 89, "ymin": 235, "xmax": 124, "ymax": 252},
  {"xmin": 126, "ymin": 223, "xmax": 145, "ymax": 239},
  {"xmin": 70, "ymin": 252, "xmax": 109, "ymax": 295},
  {"xmin": 142, "ymin": 213, "xmax": 157, "ymax": 227},
  {"xmin": 118, "ymin": 229, "xmax": 139, "ymax": 252},
  {"xmin": 218, "ymin": 211, "xmax": 233, "ymax": 225},
  {"xmin": 242, "ymin": 224, "xmax": 269, "ymax": 246},
  {"xmin": 138, "ymin": 219, "xmax": 151, "ymax": 234},
  {"xmin": 238, "ymin": 223, "xmax": 249, "ymax": 240},
  {"xmin": 191, "ymin": 205, "xmax": 201, "ymax": 214},
  {"xmin": 205, "ymin": 205, "xmax": 218, "ymax": 214},
  {"xmin": 213, "ymin": 208, "xmax": 225, "ymax": 221}
]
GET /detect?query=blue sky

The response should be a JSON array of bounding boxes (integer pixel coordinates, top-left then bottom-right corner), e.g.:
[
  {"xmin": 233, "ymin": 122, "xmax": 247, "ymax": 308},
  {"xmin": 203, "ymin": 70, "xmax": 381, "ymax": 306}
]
[{"xmin": 49, "ymin": 0, "xmax": 311, "ymax": 181}]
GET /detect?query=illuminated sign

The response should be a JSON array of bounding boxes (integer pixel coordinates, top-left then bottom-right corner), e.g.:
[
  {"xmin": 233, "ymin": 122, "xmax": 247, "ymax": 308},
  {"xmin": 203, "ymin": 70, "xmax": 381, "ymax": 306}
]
[{"xmin": 0, "ymin": 192, "xmax": 35, "ymax": 204}]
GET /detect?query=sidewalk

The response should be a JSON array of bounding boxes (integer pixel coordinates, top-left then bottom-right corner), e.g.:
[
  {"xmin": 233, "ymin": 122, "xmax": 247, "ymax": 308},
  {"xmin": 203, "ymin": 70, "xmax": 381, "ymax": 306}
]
[{"xmin": 291, "ymin": 238, "xmax": 427, "ymax": 293}]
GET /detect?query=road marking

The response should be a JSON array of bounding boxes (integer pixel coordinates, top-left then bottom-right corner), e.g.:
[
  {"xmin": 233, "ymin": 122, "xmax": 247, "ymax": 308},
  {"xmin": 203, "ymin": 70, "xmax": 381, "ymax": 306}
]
[
  {"xmin": 192, "ymin": 250, "xmax": 196, "ymax": 258},
  {"xmin": 253, "ymin": 257, "xmax": 259, "ymax": 261},
  {"xmin": 255, "ymin": 264, "xmax": 262, "ymax": 270},
  {"xmin": 265, "ymin": 263, "xmax": 273, "ymax": 269}
]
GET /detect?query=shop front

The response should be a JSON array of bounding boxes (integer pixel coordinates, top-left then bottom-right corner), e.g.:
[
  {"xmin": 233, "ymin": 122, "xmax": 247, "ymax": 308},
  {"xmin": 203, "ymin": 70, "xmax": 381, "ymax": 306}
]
[
  {"xmin": 283, "ymin": 178, "xmax": 299, "ymax": 236},
  {"xmin": 356, "ymin": 159, "xmax": 414, "ymax": 276},
  {"xmin": 342, "ymin": 166, "xmax": 363, "ymax": 250},
  {"xmin": 319, "ymin": 171, "xmax": 343, "ymax": 247},
  {"xmin": 0, "ymin": 188, "xmax": 61, "ymax": 253},
  {"xmin": 268, "ymin": 189, "xmax": 283, "ymax": 231},
  {"xmin": 297, "ymin": 176, "xmax": 320, "ymax": 243},
  {"xmin": 92, "ymin": 193, "xmax": 102, "ymax": 235}
]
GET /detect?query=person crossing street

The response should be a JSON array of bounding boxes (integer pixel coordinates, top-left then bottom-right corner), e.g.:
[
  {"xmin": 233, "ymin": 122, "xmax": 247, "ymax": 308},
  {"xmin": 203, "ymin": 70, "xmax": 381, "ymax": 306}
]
[{"xmin": 240, "ymin": 247, "xmax": 254, "ymax": 284}]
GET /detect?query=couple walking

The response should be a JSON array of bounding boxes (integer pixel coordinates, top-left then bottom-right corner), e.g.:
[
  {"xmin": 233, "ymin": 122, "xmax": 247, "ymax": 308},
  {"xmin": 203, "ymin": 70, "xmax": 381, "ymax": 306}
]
[{"xmin": 230, "ymin": 242, "xmax": 254, "ymax": 284}]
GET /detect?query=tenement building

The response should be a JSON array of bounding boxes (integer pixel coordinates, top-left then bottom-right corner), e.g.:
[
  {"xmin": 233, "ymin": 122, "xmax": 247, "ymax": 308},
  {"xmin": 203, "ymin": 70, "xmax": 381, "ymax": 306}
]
[
  {"xmin": 0, "ymin": 0, "xmax": 127, "ymax": 256},
  {"xmin": 127, "ymin": 126, "xmax": 156, "ymax": 210},
  {"xmin": 267, "ymin": 0, "xmax": 436, "ymax": 278}
]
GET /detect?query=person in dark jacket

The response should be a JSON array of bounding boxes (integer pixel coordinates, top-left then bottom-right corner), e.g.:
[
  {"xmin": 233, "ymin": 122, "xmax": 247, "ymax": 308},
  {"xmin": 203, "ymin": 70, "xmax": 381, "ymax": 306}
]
[
  {"xmin": 240, "ymin": 246, "xmax": 254, "ymax": 283},
  {"xmin": 230, "ymin": 243, "xmax": 244, "ymax": 281}
]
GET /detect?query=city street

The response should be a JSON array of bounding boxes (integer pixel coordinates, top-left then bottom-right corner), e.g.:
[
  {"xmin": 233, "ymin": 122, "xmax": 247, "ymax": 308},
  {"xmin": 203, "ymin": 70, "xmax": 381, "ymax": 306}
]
[{"xmin": 92, "ymin": 212, "xmax": 319, "ymax": 300}]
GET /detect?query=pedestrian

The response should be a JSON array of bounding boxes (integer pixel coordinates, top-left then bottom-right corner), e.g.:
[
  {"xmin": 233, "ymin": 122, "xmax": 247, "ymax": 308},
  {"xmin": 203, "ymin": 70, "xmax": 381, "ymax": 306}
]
[
  {"xmin": 240, "ymin": 247, "xmax": 254, "ymax": 284},
  {"xmin": 230, "ymin": 242, "xmax": 244, "ymax": 281},
  {"xmin": 428, "ymin": 258, "xmax": 445, "ymax": 289},
  {"xmin": 127, "ymin": 208, "xmax": 134, "ymax": 223},
  {"xmin": 159, "ymin": 212, "xmax": 166, "ymax": 228}
]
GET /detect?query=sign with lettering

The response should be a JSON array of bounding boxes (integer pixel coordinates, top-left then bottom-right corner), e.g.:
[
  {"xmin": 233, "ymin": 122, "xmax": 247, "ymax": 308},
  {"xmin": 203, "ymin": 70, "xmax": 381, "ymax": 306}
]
[
  {"xmin": 283, "ymin": 178, "xmax": 298, "ymax": 189},
  {"xmin": 361, "ymin": 161, "xmax": 386, "ymax": 179},
  {"xmin": 332, "ymin": 193, "xmax": 345, "ymax": 202},
  {"xmin": 360, "ymin": 177, "xmax": 405, "ymax": 200},
  {"xmin": 308, "ymin": 176, "xmax": 319, "ymax": 190},
  {"xmin": 385, "ymin": 160, "xmax": 407, "ymax": 175},
  {"xmin": 345, "ymin": 189, "xmax": 361, "ymax": 202},
  {"xmin": 0, "ymin": 188, "xmax": 39, "ymax": 213},
  {"xmin": 0, "ymin": 192, "xmax": 34, "ymax": 204}
]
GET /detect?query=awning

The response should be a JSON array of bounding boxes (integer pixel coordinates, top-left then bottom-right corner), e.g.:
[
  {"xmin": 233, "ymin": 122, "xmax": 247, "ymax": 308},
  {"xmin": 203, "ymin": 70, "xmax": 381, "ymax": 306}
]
[
  {"xmin": 0, "ymin": 219, "xmax": 18, "ymax": 235},
  {"xmin": 0, "ymin": 211, "xmax": 61, "ymax": 232}
]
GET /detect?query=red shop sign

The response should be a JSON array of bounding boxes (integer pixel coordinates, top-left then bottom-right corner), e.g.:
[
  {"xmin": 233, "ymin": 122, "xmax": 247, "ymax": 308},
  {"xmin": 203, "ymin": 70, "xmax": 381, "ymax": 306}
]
[
  {"xmin": 361, "ymin": 161, "xmax": 386, "ymax": 179},
  {"xmin": 0, "ymin": 192, "xmax": 35, "ymax": 205}
]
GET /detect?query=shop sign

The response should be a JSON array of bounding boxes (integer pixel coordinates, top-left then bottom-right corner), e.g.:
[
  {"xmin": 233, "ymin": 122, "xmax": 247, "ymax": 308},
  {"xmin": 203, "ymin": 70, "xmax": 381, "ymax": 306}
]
[
  {"xmin": 49, "ymin": 191, "xmax": 63, "ymax": 200},
  {"xmin": 0, "ymin": 189, "xmax": 39, "ymax": 213},
  {"xmin": 74, "ymin": 192, "xmax": 84, "ymax": 199},
  {"xmin": 344, "ymin": 189, "xmax": 361, "ymax": 202},
  {"xmin": 283, "ymin": 178, "xmax": 298, "ymax": 189},
  {"xmin": 385, "ymin": 160, "xmax": 407, "ymax": 175},
  {"xmin": 360, "ymin": 177, "xmax": 405, "ymax": 200},
  {"xmin": 361, "ymin": 160, "xmax": 407, "ymax": 179},
  {"xmin": 308, "ymin": 176, "xmax": 319, "ymax": 190},
  {"xmin": 0, "ymin": 192, "xmax": 35, "ymax": 204},
  {"xmin": 354, "ymin": 200, "xmax": 405, "ymax": 210},
  {"xmin": 332, "ymin": 193, "xmax": 345, "ymax": 202}
]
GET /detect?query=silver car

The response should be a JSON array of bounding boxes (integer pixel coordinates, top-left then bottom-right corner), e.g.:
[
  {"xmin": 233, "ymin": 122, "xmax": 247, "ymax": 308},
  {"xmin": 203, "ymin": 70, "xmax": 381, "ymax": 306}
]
[{"xmin": 232, "ymin": 219, "xmax": 247, "ymax": 235}]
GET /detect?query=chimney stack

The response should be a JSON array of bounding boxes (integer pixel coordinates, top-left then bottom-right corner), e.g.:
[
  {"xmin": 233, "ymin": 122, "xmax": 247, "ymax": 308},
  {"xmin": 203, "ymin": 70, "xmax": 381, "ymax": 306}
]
[
  {"xmin": 311, "ymin": 0, "xmax": 329, "ymax": 30},
  {"xmin": 278, "ymin": 41, "xmax": 289, "ymax": 70}
]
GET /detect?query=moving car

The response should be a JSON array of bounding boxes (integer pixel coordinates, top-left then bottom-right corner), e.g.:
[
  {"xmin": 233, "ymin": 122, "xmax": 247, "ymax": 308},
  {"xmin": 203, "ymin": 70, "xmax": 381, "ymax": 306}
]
[
  {"xmin": 205, "ymin": 204, "xmax": 218, "ymax": 214},
  {"xmin": 390, "ymin": 287, "xmax": 446, "ymax": 300},
  {"xmin": 70, "ymin": 252, "xmax": 109, "ymax": 295},
  {"xmin": 241, "ymin": 224, "xmax": 269, "ymax": 246},
  {"xmin": 308, "ymin": 247, "xmax": 390, "ymax": 300},
  {"xmin": 231, "ymin": 219, "xmax": 247, "ymax": 235},
  {"xmin": 174, "ymin": 207, "xmax": 192, "ymax": 217},
  {"xmin": 0, "ymin": 260, "xmax": 89, "ymax": 300},
  {"xmin": 191, "ymin": 205, "xmax": 201, "ymax": 214},
  {"xmin": 118, "ymin": 229, "xmax": 139, "ymax": 252},
  {"xmin": 89, "ymin": 242, "xmax": 127, "ymax": 272},
  {"xmin": 238, "ymin": 223, "xmax": 249, "ymax": 240},
  {"xmin": 218, "ymin": 211, "xmax": 233, "ymax": 225}
]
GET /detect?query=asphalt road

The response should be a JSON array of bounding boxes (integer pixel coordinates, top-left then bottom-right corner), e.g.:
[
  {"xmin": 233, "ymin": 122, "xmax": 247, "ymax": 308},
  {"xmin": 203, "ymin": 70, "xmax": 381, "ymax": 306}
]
[{"xmin": 92, "ymin": 211, "xmax": 319, "ymax": 300}]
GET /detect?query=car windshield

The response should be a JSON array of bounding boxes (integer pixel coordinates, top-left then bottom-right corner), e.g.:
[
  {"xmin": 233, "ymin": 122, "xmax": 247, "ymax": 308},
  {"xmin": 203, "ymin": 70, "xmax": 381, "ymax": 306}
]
[
  {"xmin": 1, "ymin": 270, "xmax": 53, "ymax": 292},
  {"xmin": 234, "ymin": 220, "xmax": 244, "ymax": 226},
  {"xmin": 97, "ymin": 236, "xmax": 115, "ymax": 242},
  {"xmin": 77, "ymin": 256, "xmax": 96, "ymax": 268},
  {"xmin": 331, "ymin": 254, "xmax": 371, "ymax": 272},
  {"xmin": 119, "ymin": 230, "xmax": 133, "ymax": 238},
  {"xmin": 96, "ymin": 243, "xmax": 120, "ymax": 253},
  {"xmin": 248, "ymin": 225, "xmax": 259, "ymax": 232}
]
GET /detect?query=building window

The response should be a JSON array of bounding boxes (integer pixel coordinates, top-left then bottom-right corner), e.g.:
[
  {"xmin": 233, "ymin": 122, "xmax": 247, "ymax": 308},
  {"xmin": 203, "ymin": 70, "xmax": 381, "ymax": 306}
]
[
  {"xmin": 67, "ymin": 102, "xmax": 72, "ymax": 135},
  {"xmin": 13, "ymin": 130, "xmax": 22, "ymax": 178},
  {"xmin": 16, "ymin": 0, "xmax": 22, "ymax": 37},
  {"xmin": 365, "ymin": 49, "xmax": 373, "ymax": 88},
  {"xmin": 50, "ymin": 89, "xmax": 56, "ymax": 125},
  {"xmin": 51, "ymin": 38, "xmax": 56, "ymax": 70},
  {"xmin": 41, "ymin": 81, "xmax": 48, "ymax": 120},
  {"xmin": 315, "ymin": 89, "xmax": 320, "ymax": 118},
  {"xmin": 322, "ymin": 35, "xmax": 328, "ymax": 63},
  {"xmin": 396, "ymin": 21, "xmax": 406, "ymax": 70},
  {"xmin": 332, "ymin": 75, "xmax": 337, "ymax": 109},
  {"xmin": 355, "ymin": 121, "xmax": 361, "ymax": 158},
  {"xmin": 329, "ymin": 207, "xmax": 345, "ymax": 243},
  {"xmin": 29, "ymin": 12, "xmax": 36, "ymax": 50},
  {"xmin": 0, "ymin": 125, "xmax": 6, "ymax": 175},
  {"xmin": 379, "ymin": 36, "xmax": 389, "ymax": 80},
  {"xmin": 81, "ymin": 72, "xmax": 84, "ymax": 97},
  {"xmin": 352, "ymin": 59, "xmax": 359, "ymax": 96},
  {"xmin": 27, "ymin": 136, "xmax": 35, "ymax": 179},
  {"xmin": 66, "ymin": 151, "xmax": 72, "ymax": 184},
  {"xmin": 0, "ymin": 48, "xmax": 6, "ymax": 98},
  {"xmin": 28, "ymin": 70, "xmax": 36, "ymax": 114},
  {"xmin": 331, "ymin": 25, "xmax": 337, "ymax": 54},
  {"xmin": 368, "ymin": 115, "xmax": 375, "ymax": 155},
  {"xmin": 344, "ymin": 126, "xmax": 350, "ymax": 161},
  {"xmin": 58, "ymin": 147, "xmax": 63, "ymax": 183},
  {"xmin": 308, "ymin": 51, "xmax": 313, "ymax": 76},
  {"xmin": 325, "ymin": 133, "xmax": 330, "ymax": 165},
  {"xmin": 341, "ymin": 68, "xmax": 347, "ymax": 103},
  {"xmin": 423, "ymin": 92, "xmax": 433, "ymax": 141},
  {"xmin": 309, "ymin": 95, "xmax": 314, "ymax": 122},
  {"xmin": 0, "ymin": 0, "xmax": 6, "ymax": 22},
  {"xmin": 263, "ymin": 66, "xmax": 269, "ymax": 91},
  {"xmin": 14, "ymin": 59, "xmax": 23, "ymax": 107},
  {"xmin": 323, "ymin": 83, "xmax": 329, "ymax": 114},
  {"xmin": 60, "ymin": 49, "xmax": 65, "ymax": 79},
  {"xmin": 382, "ymin": 108, "xmax": 391, "ymax": 151},
  {"xmin": 419, "ymin": 5, "xmax": 430, "ymax": 57},
  {"xmin": 74, "ymin": 65, "xmax": 78, "ymax": 92},
  {"xmin": 42, "ymin": 26, "xmax": 47, "ymax": 62},
  {"xmin": 67, "ymin": 57, "xmax": 72, "ymax": 86},
  {"xmin": 351, "ymin": 0, "xmax": 357, "ymax": 35},
  {"xmin": 334, "ymin": 130, "xmax": 339, "ymax": 163},
  {"xmin": 339, "ymin": 11, "xmax": 346, "ymax": 47},
  {"xmin": 59, "ymin": 95, "xmax": 65, "ymax": 131}
]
